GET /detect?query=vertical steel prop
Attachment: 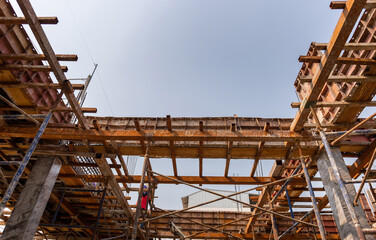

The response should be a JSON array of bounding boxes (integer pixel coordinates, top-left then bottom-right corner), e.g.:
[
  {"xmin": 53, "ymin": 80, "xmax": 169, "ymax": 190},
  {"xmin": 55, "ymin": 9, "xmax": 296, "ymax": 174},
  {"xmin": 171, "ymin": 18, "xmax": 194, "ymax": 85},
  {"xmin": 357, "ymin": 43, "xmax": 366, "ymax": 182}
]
[
  {"xmin": 320, "ymin": 131, "xmax": 366, "ymax": 240},
  {"xmin": 285, "ymin": 188, "xmax": 295, "ymax": 224}
]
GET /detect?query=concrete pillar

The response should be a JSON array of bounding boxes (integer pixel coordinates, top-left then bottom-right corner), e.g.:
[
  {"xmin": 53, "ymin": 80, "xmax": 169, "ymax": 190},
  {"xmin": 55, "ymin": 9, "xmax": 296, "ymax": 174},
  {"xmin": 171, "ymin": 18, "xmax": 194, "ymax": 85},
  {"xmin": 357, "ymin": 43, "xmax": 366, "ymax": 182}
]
[
  {"xmin": 317, "ymin": 148, "xmax": 374, "ymax": 240},
  {"xmin": 1, "ymin": 156, "xmax": 61, "ymax": 240}
]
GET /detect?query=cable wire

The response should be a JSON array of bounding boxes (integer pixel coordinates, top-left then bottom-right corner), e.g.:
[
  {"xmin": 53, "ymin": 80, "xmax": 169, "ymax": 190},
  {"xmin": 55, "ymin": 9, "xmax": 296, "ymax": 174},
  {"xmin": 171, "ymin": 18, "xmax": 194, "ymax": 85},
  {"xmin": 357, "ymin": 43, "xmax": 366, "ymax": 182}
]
[{"xmin": 64, "ymin": 0, "xmax": 114, "ymax": 115}]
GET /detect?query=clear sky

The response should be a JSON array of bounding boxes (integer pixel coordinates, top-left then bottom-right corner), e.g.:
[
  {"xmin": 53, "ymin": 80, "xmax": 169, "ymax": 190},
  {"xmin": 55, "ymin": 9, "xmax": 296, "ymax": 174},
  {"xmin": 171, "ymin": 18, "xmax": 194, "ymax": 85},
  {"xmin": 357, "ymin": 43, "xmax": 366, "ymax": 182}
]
[{"xmin": 10, "ymin": 0, "xmax": 345, "ymax": 209}]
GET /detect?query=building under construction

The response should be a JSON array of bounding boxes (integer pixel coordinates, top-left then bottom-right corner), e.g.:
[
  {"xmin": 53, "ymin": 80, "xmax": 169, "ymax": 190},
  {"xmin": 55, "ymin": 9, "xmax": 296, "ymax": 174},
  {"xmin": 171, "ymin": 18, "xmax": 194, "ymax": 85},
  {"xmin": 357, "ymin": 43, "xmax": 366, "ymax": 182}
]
[{"xmin": 0, "ymin": 0, "xmax": 376, "ymax": 239}]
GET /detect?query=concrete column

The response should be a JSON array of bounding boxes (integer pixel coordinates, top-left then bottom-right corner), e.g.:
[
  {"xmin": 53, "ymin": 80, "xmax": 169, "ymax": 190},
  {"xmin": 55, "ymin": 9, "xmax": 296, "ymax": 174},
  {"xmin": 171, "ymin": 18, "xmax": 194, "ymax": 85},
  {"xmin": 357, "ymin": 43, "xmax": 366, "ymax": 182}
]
[
  {"xmin": 1, "ymin": 156, "xmax": 61, "ymax": 240},
  {"xmin": 317, "ymin": 148, "xmax": 374, "ymax": 240}
]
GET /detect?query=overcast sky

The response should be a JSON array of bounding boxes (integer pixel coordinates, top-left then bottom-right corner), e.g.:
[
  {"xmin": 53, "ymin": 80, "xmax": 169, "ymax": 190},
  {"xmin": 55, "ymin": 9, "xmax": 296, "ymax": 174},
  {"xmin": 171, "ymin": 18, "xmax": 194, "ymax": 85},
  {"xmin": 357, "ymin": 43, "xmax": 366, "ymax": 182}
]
[{"xmin": 10, "ymin": 0, "xmax": 347, "ymax": 209}]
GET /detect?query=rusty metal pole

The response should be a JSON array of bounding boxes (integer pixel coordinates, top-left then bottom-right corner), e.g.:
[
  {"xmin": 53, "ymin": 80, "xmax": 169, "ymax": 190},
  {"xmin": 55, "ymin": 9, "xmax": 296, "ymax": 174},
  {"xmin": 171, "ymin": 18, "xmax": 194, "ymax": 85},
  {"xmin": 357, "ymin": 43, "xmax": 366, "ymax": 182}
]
[
  {"xmin": 131, "ymin": 145, "xmax": 150, "ymax": 240},
  {"xmin": 299, "ymin": 156, "xmax": 327, "ymax": 240}
]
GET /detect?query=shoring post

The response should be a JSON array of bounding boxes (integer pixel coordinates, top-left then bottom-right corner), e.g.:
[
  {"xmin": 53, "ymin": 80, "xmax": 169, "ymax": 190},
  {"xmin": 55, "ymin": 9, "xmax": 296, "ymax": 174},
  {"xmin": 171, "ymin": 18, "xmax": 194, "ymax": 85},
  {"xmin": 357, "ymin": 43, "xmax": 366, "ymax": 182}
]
[
  {"xmin": 131, "ymin": 144, "xmax": 150, "ymax": 240},
  {"xmin": 298, "ymin": 143, "xmax": 327, "ymax": 240},
  {"xmin": 285, "ymin": 188, "xmax": 295, "ymax": 224},
  {"xmin": 92, "ymin": 187, "xmax": 107, "ymax": 239},
  {"xmin": 319, "ymin": 131, "xmax": 366, "ymax": 240}
]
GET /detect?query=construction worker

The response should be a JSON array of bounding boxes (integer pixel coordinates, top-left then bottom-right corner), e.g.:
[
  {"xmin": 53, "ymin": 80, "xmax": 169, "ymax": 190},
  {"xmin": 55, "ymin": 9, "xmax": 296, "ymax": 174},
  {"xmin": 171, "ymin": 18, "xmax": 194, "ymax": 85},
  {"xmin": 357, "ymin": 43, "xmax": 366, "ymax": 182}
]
[
  {"xmin": 141, "ymin": 185, "xmax": 149, "ymax": 210},
  {"xmin": 140, "ymin": 185, "xmax": 149, "ymax": 229}
]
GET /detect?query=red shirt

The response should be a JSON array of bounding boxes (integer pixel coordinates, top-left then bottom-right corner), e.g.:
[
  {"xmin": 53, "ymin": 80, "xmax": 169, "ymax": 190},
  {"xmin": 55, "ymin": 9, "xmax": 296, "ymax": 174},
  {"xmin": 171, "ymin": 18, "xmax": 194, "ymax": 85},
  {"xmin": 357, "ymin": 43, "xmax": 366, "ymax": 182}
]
[{"xmin": 141, "ymin": 193, "xmax": 148, "ymax": 210}]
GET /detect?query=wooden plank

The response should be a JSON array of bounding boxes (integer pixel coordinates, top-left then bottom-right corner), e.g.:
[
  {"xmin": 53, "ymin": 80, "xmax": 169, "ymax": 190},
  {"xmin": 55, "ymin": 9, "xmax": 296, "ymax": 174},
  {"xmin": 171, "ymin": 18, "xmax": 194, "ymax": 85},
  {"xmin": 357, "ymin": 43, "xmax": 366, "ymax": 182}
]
[
  {"xmin": 0, "ymin": 106, "xmax": 96, "ymax": 113},
  {"xmin": 167, "ymin": 115, "xmax": 178, "ymax": 176},
  {"xmin": 0, "ymin": 54, "xmax": 77, "ymax": 61},
  {"xmin": 224, "ymin": 123, "xmax": 236, "ymax": 176},
  {"xmin": 58, "ymin": 174, "xmax": 308, "ymax": 185},
  {"xmin": 0, "ymin": 127, "xmax": 314, "ymax": 142},
  {"xmin": 298, "ymin": 75, "xmax": 376, "ymax": 83},
  {"xmin": 314, "ymin": 42, "xmax": 376, "ymax": 51},
  {"xmin": 199, "ymin": 120, "xmax": 204, "ymax": 176},
  {"xmin": 0, "ymin": 82, "xmax": 84, "ymax": 90},
  {"xmin": 299, "ymin": 55, "xmax": 376, "ymax": 65},
  {"xmin": 224, "ymin": 141, "xmax": 233, "ymax": 177},
  {"xmin": 0, "ymin": 64, "xmax": 68, "ymax": 72},
  {"xmin": 290, "ymin": 0, "xmax": 367, "ymax": 131},
  {"xmin": 291, "ymin": 101, "xmax": 376, "ymax": 108},
  {"xmin": 0, "ymin": 17, "xmax": 58, "ymax": 24},
  {"xmin": 199, "ymin": 140, "xmax": 203, "ymax": 177},
  {"xmin": 250, "ymin": 123, "xmax": 270, "ymax": 177}
]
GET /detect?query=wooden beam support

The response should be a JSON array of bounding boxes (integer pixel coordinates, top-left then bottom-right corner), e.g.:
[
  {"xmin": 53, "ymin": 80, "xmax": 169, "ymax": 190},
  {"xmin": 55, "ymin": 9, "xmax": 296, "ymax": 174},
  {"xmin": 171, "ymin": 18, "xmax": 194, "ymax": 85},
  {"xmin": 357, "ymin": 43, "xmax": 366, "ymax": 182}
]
[
  {"xmin": 299, "ymin": 55, "xmax": 376, "ymax": 65},
  {"xmin": 0, "ymin": 17, "xmax": 58, "ymax": 25},
  {"xmin": 250, "ymin": 122, "xmax": 270, "ymax": 177},
  {"xmin": 0, "ymin": 82, "xmax": 84, "ymax": 90},
  {"xmin": 0, "ymin": 64, "xmax": 68, "ymax": 72},
  {"xmin": 0, "ymin": 127, "xmax": 313, "ymax": 142},
  {"xmin": 291, "ymin": 0, "xmax": 367, "ymax": 131},
  {"xmin": 224, "ymin": 141, "xmax": 233, "ymax": 177},
  {"xmin": 0, "ymin": 54, "xmax": 77, "ymax": 61},
  {"xmin": 298, "ymin": 75, "xmax": 376, "ymax": 83},
  {"xmin": 58, "ymin": 174, "xmax": 308, "ymax": 185},
  {"xmin": 0, "ymin": 106, "xmax": 96, "ymax": 113},
  {"xmin": 314, "ymin": 42, "xmax": 376, "ymax": 51},
  {"xmin": 199, "ymin": 121, "xmax": 204, "ymax": 177},
  {"xmin": 167, "ymin": 115, "xmax": 178, "ymax": 176},
  {"xmin": 291, "ymin": 101, "xmax": 376, "ymax": 108},
  {"xmin": 134, "ymin": 118, "xmax": 146, "ymax": 153}
]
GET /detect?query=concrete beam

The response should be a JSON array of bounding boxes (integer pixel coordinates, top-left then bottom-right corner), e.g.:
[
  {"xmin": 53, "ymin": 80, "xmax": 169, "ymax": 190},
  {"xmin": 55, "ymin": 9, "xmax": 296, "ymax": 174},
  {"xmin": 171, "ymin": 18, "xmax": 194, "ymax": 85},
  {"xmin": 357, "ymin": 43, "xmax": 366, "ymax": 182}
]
[
  {"xmin": 1, "ymin": 156, "xmax": 61, "ymax": 240},
  {"xmin": 317, "ymin": 148, "xmax": 374, "ymax": 240}
]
